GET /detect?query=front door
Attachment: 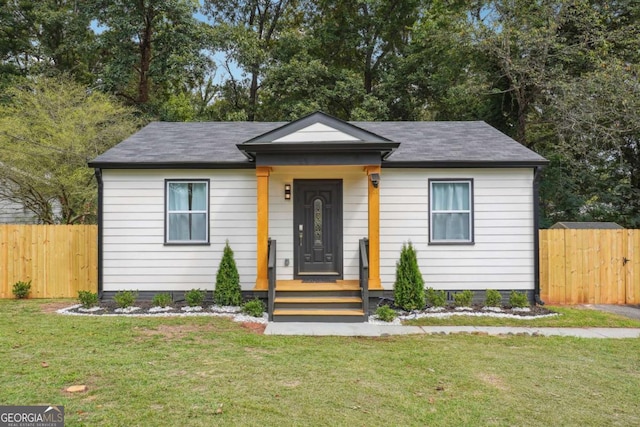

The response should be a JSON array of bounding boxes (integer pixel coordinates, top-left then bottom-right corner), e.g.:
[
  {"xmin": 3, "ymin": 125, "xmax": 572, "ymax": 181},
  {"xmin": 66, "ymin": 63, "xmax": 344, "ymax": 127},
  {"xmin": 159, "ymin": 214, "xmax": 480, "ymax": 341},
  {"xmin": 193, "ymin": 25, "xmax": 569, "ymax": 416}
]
[{"xmin": 294, "ymin": 179, "xmax": 343, "ymax": 280}]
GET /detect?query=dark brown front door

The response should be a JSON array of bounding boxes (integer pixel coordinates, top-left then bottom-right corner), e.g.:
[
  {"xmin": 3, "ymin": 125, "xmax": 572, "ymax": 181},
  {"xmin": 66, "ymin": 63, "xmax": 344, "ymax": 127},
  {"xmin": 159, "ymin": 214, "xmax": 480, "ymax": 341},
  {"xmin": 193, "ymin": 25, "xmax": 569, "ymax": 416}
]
[{"xmin": 294, "ymin": 179, "xmax": 343, "ymax": 280}]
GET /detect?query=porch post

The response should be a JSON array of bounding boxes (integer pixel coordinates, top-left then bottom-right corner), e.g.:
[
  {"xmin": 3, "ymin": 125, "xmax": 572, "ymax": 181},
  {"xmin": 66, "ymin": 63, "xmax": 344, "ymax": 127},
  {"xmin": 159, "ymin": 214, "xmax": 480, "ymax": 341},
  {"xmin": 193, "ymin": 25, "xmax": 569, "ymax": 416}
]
[
  {"xmin": 255, "ymin": 166, "xmax": 271, "ymax": 290},
  {"xmin": 365, "ymin": 165, "xmax": 382, "ymax": 289}
]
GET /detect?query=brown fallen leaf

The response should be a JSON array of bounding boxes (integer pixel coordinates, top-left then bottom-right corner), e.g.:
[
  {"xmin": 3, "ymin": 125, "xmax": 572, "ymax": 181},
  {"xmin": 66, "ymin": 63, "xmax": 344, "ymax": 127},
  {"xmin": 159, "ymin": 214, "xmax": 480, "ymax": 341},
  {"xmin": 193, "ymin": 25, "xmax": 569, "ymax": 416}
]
[
  {"xmin": 41, "ymin": 362, "xmax": 49, "ymax": 368},
  {"xmin": 215, "ymin": 403, "xmax": 223, "ymax": 415},
  {"xmin": 436, "ymin": 386, "xmax": 445, "ymax": 391},
  {"xmin": 429, "ymin": 397, "xmax": 435, "ymax": 404}
]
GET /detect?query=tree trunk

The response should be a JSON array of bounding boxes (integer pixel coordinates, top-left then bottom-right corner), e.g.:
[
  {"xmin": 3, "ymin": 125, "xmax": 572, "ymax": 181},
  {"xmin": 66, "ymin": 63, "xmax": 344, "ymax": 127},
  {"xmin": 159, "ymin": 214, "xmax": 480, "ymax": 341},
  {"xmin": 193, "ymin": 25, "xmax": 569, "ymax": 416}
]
[
  {"xmin": 248, "ymin": 65, "xmax": 259, "ymax": 121},
  {"xmin": 138, "ymin": 9, "xmax": 153, "ymax": 105}
]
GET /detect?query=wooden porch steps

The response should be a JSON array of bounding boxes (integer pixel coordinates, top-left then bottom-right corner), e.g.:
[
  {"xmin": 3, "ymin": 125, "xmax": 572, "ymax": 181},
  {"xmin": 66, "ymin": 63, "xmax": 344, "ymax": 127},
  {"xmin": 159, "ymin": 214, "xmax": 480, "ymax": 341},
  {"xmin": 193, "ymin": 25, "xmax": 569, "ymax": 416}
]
[{"xmin": 272, "ymin": 280, "xmax": 365, "ymax": 323}]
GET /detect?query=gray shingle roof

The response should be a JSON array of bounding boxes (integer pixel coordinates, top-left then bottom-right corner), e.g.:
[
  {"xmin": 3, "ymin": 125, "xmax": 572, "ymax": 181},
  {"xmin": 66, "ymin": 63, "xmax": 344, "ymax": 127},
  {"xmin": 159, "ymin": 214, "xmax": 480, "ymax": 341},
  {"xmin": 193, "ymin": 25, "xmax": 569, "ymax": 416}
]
[{"xmin": 89, "ymin": 120, "xmax": 547, "ymax": 167}]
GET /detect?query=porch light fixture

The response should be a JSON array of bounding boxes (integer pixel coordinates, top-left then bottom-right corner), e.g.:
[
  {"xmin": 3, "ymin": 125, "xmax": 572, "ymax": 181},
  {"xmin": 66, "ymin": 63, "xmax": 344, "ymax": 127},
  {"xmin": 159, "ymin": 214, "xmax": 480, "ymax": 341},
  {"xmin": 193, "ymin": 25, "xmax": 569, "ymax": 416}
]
[
  {"xmin": 370, "ymin": 173, "xmax": 380, "ymax": 188},
  {"xmin": 284, "ymin": 184, "xmax": 292, "ymax": 200}
]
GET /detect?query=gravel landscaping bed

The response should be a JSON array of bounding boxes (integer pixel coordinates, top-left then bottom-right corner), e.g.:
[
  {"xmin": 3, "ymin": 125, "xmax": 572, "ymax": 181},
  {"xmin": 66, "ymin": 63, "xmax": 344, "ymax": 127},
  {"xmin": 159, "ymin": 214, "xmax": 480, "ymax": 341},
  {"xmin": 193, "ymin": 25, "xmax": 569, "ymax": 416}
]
[{"xmin": 59, "ymin": 301, "xmax": 269, "ymax": 324}]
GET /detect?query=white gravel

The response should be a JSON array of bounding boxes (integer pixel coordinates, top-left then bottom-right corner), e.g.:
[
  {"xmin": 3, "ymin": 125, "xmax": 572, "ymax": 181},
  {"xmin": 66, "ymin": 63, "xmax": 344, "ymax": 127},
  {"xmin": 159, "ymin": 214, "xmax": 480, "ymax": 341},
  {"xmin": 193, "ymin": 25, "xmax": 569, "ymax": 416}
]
[
  {"xmin": 114, "ymin": 306, "xmax": 141, "ymax": 313},
  {"xmin": 181, "ymin": 306, "xmax": 203, "ymax": 312},
  {"xmin": 78, "ymin": 306, "xmax": 104, "ymax": 313},
  {"xmin": 56, "ymin": 304, "xmax": 268, "ymax": 324},
  {"xmin": 148, "ymin": 306, "xmax": 174, "ymax": 313}
]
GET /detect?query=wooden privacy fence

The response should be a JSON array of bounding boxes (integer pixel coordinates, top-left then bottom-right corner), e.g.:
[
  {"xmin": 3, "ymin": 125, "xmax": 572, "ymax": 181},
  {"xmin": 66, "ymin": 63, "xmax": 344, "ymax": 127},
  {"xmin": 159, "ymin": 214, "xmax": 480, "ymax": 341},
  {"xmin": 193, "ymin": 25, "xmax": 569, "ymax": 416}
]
[
  {"xmin": 1, "ymin": 225, "xmax": 639, "ymax": 303},
  {"xmin": 0, "ymin": 225, "xmax": 97, "ymax": 298},
  {"xmin": 540, "ymin": 229, "xmax": 640, "ymax": 305}
]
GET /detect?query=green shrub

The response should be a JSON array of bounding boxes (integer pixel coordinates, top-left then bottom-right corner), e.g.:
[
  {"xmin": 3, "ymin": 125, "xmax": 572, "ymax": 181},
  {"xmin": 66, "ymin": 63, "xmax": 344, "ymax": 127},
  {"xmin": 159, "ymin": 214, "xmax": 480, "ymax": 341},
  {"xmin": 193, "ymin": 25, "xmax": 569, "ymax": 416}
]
[
  {"xmin": 78, "ymin": 290, "xmax": 99, "ymax": 308},
  {"xmin": 375, "ymin": 305, "xmax": 397, "ymax": 322},
  {"xmin": 152, "ymin": 293, "xmax": 172, "ymax": 307},
  {"xmin": 509, "ymin": 291, "xmax": 530, "ymax": 308},
  {"xmin": 484, "ymin": 289, "xmax": 503, "ymax": 307},
  {"xmin": 453, "ymin": 290, "xmax": 474, "ymax": 307},
  {"xmin": 242, "ymin": 298, "xmax": 265, "ymax": 317},
  {"xmin": 426, "ymin": 287, "xmax": 446, "ymax": 307},
  {"xmin": 12, "ymin": 280, "xmax": 31, "ymax": 299},
  {"xmin": 114, "ymin": 290, "xmax": 138, "ymax": 308},
  {"xmin": 185, "ymin": 289, "xmax": 206, "ymax": 307},
  {"xmin": 214, "ymin": 240, "xmax": 242, "ymax": 306},
  {"xmin": 393, "ymin": 242, "xmax": 425, "ymax": 311}
]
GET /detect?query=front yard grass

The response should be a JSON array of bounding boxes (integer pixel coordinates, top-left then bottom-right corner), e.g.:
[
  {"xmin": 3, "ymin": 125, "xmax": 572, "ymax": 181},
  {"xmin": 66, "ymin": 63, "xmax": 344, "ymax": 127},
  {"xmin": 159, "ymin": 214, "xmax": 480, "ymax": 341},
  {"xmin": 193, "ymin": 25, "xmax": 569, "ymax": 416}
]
[
  {"xmin": 1, "ymin": 300, "xmax": 640, "ymax": 426},
  {"xmin": 402, "ymin": 305, "xmax": 640, "ymax": 328}
]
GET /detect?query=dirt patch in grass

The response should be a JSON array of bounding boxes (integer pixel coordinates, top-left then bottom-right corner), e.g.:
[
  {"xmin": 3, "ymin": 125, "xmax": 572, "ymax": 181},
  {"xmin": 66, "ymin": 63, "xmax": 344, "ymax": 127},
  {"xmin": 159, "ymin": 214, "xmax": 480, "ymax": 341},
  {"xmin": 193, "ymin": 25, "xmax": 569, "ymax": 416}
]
[
  {"xmin": 478, "ymin": 373, "xmax": 508, "ymax": 391},
  {"xmin": 134, "ymin": 323, "xmax": 221, "ymax": 340},
  {"xmin": 41, "ymin": 301, "xmax": 75, "ymax": 313},
  {"xmin": 239, "ymin": 322, "xmax": 266, "ymax": 334}
]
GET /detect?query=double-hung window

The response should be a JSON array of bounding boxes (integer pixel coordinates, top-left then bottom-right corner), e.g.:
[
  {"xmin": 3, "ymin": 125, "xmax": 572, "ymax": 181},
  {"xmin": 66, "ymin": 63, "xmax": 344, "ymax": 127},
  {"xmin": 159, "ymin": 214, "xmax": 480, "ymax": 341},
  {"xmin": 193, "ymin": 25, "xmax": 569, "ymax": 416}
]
[
  {"xmin": 165, "ymin": 180, "xmax": 209, "ymax": 244},
  {"xmin": 429, "ymin": 179, "xmax": 473, "ymax": 243}
]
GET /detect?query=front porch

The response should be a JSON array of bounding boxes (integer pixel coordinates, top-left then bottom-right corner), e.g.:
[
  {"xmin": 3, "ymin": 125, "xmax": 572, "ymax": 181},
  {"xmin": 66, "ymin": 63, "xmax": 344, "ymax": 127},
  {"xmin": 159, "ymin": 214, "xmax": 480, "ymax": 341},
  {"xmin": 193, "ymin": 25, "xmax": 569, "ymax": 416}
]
[{"xmin": 234, "ymin": 112, "xmax": 400, "ymax": 322}]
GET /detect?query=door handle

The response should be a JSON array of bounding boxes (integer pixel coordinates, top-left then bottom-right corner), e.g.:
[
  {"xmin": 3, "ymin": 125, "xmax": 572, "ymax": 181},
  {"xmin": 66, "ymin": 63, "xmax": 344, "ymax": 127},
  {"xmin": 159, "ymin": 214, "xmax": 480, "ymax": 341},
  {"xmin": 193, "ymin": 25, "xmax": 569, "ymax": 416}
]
[{"xmin": 298, "ymin": 224, "xmax": 303, "ymax": 246}]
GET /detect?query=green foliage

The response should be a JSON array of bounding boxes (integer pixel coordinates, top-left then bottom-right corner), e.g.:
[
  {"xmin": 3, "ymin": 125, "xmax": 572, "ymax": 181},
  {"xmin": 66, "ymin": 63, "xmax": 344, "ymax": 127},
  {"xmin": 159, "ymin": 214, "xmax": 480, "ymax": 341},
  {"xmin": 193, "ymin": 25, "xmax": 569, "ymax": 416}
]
[
  {"xmin": 214, "ymin": 241, "xmax": 242, "ymax": 306},
  {"xmin": 0, "ymin": 75, "xmax": 140, "ymax": 224},
  {"xmin": 114, "ymin": 290, "xmax": 138, "ymax": 308},
  {"xmin": 484, "ymin": 290, "xmax": 503, "ymax": 308},
  {"xmin": 242, "ymin": 298, "xmax": 265, "ymax": 318},
  {"xmin": 185, "ymin": 289, "xmax": 206, "ymax": 307},
  {"xmin": 393, "ymin": 242, "xmax": 425, "ymax": 311},
  {"xmin": 375, "ymin": 305, "xmax": 397, "ymax": 322},
  {"xmin": 12, "ymin": 281, "xmax": 31, "ymax": 299},
  {"xmin": 509, "ymin": 291, "xmax": 530, "ymax": 308},
  {"xmin": 426, "ymin": 288, "xmax": 447, "ymax": 307},
  {"xmin": 78, "ymin": 291, "xmax": 99, "ymax": 308},
  {"xmin": 453, "ymin": 290, "xmax": 473, "ymax": 307},
  {"xmin": 151, "ymin": 293, "xmax": 173, "ymax": 308}
]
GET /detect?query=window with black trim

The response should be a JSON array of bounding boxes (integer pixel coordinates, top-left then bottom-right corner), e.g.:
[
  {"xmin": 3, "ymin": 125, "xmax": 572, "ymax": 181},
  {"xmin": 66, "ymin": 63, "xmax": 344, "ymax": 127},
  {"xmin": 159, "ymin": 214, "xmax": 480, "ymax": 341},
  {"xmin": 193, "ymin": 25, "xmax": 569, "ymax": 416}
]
[
  {"xmin": 429, "ymin": 179, "xmax": 473, "ymax": 243},
  {"xmin": 165, "ymin": 180, "xmax": 209, "ymax": 243}
]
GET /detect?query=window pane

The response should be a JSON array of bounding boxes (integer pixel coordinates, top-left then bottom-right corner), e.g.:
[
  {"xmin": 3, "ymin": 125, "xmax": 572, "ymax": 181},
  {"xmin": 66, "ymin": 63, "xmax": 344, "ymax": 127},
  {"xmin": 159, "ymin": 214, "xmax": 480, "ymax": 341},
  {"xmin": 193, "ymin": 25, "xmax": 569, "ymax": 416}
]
[
  {"xmin": 191, "ymin": 213, "xmax": 207, "ymax": 241},
  {"xmin": 168, "ymin": 213, "xmax": 207, "ymax": 241},
  {"xmin": 432, "ymin": 183, "xmax": 469, "ymax": 211},
  {"xmin": 432, "ymin": 213, "xmax": 470, "ymax": 240},
  {"xmin": 313, "ymin": 198, "xmax": 323, "ymax": 245},
  {"xmin": 168, "ymin": 183, "xmax": 189, "ymax": 210},
  {"xmin": 191, "ymin": 183, "xmax": 207, "ymax": 211},
  {"xmin": 168, "ymin": 213, "xmax": 190, "ymax": 240}
]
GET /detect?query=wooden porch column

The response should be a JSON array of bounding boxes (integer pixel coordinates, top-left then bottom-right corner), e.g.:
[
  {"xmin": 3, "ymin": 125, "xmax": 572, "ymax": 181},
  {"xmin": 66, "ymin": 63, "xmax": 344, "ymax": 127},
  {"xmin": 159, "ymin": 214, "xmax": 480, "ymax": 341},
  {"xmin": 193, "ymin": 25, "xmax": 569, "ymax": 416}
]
[
  {"xmin": 365, "ymin": 165, "xmax": 382, "ymax": 289},
  {"xmin": 255, "ymin": 166, "xmax": 271, "ymax": 290}
]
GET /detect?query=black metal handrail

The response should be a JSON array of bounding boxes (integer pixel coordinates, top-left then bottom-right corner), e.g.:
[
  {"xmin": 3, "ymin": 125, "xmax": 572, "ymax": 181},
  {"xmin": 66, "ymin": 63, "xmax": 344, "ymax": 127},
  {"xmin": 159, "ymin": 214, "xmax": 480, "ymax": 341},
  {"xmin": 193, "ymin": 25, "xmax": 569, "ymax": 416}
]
[
  {"xmin": 359, "ymin": 238, "xmax": 369, "ymax": 319},
  {"xmin": 267, "ymin": 238, "xmax": 276, "ymax": 321}
]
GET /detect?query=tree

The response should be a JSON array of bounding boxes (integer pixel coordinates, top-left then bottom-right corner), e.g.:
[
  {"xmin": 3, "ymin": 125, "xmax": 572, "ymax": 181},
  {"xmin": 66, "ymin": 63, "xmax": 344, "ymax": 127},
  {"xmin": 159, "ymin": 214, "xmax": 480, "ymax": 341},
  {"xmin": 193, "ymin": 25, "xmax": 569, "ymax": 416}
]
[
  {"xmin": 90, "ymin": 0, "xmax": 213, "ymax": 113},
  {"xmin": 0, "ymin": 75, "xmax": 140, "ymax": 224},
  {"xmin": 214, "ymin": 241, "xmax": 242, "ymax": 306},
  {"xmin": 393, "ymin": 242, "xmax": 425, "ymax": 311},
  {"xmin": 0, "ymin": 0, "xmax": 96, "ymax": 83},
  {"xmin": 203, "ymin": 0, "xmax": 297, "ymax": 121}
]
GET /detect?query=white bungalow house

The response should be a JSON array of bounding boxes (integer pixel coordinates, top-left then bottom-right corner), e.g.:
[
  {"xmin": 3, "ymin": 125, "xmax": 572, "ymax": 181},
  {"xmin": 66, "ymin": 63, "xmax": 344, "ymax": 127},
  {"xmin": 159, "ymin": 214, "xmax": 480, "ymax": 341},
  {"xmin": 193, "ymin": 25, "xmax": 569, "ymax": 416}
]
[{"xmin": 88, "ymin": 111, "xmax": 548, "ymax": 322}]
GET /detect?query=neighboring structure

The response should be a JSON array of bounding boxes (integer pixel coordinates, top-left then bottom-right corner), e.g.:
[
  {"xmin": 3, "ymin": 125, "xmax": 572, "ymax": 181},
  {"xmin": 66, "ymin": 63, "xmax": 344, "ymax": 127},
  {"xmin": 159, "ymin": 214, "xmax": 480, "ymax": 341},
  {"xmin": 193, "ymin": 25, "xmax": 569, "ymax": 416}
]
[
  {"xmin": 0, "ymin": 197, "xmax": 39, "ymax": 224},
  {"xmin": 550, "ymin": 221, "xmax": 624, "ymax": 230},
  {"xmin": 89, "ymin": 111, "xmax": 548, "ymax": 321}
]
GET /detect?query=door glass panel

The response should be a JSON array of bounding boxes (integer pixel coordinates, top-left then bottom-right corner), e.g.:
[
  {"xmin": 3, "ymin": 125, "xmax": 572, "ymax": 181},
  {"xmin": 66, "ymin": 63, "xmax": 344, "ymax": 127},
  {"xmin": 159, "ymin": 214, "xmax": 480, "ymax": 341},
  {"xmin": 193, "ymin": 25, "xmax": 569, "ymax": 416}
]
[{"xmin": 313, "ymin": 198, "xmax": 323, "ymax": 245}]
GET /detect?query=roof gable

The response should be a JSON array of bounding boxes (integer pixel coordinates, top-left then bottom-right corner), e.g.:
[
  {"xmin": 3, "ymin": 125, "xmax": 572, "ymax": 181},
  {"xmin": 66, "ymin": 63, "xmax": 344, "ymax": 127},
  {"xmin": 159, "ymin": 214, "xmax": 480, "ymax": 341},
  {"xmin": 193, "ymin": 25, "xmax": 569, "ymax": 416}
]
[
  {"xmin": 243, "ymin": 111, "xmax": 391, "ymax": 144},
  {"xmin": 237, "ymin": 111, "xmax": 399, "ymax": 164}
]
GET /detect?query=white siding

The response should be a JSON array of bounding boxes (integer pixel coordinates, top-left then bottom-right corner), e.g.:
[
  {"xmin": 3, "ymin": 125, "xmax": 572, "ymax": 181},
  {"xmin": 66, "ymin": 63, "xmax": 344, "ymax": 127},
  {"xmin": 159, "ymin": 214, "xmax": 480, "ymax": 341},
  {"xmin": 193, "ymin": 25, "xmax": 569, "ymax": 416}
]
[
  {"xmin": 102, "ymin": 169, "xmax": 257, "ymax": 292},
  {"xmin": 273, "ymin": 123, "xmax": 359, "ymax": 142},
  {"xmin": 380, "ymin": 168, "xmax": 534, "ymax": 291},
  {"xmin": 268, "ymin": 166, "xmax": 368, "ymax": 281},
  {"xmin": 0, "ymin": 197, "xmax": 39, "ymax": 224},
  {"xmin": 102, "ymin": 166, "xmax": 535, "ymax": 293}
]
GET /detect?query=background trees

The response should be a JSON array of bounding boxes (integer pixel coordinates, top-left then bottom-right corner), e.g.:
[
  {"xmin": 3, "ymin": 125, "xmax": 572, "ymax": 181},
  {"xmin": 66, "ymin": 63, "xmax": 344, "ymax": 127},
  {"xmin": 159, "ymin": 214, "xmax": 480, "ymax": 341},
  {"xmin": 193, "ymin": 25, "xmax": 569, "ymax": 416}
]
[
  {"xmin": 0, "ymin": 0, "xmax": 637, "ymax": 226},
  {"xmin": 0, "ymin": 76, "xmax": 139, "ymax": 223}
]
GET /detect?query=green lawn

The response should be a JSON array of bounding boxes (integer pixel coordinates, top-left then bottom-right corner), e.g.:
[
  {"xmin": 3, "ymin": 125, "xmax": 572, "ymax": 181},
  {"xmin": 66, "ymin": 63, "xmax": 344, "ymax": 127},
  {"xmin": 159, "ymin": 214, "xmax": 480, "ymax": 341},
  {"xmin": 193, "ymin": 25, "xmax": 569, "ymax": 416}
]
[
  {"xmin": 1, "ymin": 300, "xmax": 640, "ymax": 426},
  {"xmin": 403, "ymin": 305, "xmax": 640, "ymax": 328}
]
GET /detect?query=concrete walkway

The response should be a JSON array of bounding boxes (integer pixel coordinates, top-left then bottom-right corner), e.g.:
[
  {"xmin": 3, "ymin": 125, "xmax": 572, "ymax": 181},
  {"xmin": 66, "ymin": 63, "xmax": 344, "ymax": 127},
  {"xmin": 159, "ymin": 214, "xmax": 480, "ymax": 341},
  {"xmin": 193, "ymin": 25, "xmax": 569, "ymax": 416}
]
[{"xmin": 264, "ymin": 322, "xmax": 640, "ymax": 338}]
